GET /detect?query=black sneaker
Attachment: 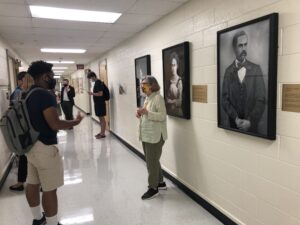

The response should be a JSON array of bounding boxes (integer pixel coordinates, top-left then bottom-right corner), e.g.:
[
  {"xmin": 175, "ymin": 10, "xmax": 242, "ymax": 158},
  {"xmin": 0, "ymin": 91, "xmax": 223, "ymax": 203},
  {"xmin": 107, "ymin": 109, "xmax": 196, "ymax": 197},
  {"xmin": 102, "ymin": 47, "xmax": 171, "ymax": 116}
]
[
  {"xmin": 9, "ymin": 184, "xmax": 24, "ymax": 191},
  {"xmin": 141, "ymin": 188, "xmax": 159, "ymax": 200},
  {"xmin": 32, "ymin": 213, "xmax": 46, "ymax": 225},
  {"xmin": 158, "ymin": 182, "xmax": 167, "ymax": 190}
]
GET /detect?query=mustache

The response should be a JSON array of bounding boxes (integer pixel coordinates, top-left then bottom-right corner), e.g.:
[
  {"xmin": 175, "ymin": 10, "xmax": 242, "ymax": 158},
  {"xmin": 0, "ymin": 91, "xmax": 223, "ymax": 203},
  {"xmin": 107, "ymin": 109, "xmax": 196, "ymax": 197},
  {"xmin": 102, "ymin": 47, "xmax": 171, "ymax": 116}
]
[{"xmin": 240, "ymin": 50, "xmax": 247, "ymax": 57}]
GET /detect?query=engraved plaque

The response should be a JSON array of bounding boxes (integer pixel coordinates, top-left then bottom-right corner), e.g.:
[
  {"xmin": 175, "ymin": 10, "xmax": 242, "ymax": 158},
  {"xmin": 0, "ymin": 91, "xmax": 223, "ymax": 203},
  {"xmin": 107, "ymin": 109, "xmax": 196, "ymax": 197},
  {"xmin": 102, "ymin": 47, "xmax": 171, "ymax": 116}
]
[
  {"xmin": 282, "ymin": 84, "xmax": 300, "ymax": 113},
  {"xmin": 192, "ymin": 85, "xmax": 207, "ymax": 103}
]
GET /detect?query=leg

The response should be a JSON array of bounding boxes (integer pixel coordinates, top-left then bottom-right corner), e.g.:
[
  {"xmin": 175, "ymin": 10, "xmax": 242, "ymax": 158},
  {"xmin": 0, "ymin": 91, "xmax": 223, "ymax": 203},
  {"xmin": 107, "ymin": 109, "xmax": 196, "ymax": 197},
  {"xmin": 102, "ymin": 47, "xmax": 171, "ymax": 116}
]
[
  {"xmin": 66, "ymin": 102, "xmax": 74, "ymax": 120},
  {"xmin": 61, "ymin": 102, "xmax": 68, "ymax": 119},
  {"xmin": 42, "ymin": 189, "xmax": 58, "ymax": 217},
  {"xmin": 143, "ymin": 139, "xmax": 163, "ymax": 189},
  {"xmin": 10, "ymin": 155, "xmax": 28, "ymax": 190},
  {"xmin": 26, "ymin": 183, "xmax": 40, "ymax": 207},
  {"xmin": 18, "ymin": 155, "xmax": 27, "ymax": 183},
  {"xmin": 99, "ymin": 116, "xmax": 106, "ymax": 136}
]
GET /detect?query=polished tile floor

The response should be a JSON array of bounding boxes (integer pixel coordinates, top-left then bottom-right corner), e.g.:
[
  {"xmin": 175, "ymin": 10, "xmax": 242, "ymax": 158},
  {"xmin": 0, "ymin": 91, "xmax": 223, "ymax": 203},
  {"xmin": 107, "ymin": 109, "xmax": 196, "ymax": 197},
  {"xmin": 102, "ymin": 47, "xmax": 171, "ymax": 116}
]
[{"xmin": 0, "ymin": 115, "xmax": 223, "ymax": 225}]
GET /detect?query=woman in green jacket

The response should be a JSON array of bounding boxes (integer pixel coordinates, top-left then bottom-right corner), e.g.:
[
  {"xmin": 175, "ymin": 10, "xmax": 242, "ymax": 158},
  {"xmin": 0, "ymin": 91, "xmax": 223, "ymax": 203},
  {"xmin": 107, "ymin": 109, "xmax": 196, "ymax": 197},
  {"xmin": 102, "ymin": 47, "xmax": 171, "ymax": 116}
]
[{"xmin": 136, "ymin": 76, "xmax": 168, "ymax": 200}]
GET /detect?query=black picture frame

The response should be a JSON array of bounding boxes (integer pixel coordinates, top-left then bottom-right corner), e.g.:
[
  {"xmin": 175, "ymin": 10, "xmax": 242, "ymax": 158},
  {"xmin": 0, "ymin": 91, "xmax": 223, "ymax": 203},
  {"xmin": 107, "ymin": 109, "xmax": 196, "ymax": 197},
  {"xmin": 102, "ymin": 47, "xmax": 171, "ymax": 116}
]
[
  {"xmin": 162, "ymin": 42, "xmax": 190, "ymax": 119},
  {"xmin": 217, "ymin": 13, "xmax": 278, "ymax": 140},
  {"xmin": 135, "ymin": 55, "xmax": 151, "ymax": 107}
]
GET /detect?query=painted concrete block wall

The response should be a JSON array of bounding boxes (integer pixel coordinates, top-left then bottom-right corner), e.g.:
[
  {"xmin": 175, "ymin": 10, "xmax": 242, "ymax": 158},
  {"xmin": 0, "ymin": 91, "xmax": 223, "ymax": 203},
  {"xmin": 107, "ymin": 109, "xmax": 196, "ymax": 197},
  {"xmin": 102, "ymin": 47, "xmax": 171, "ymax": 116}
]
[
  {"xmin": 85, "ymin": 0, "xmax": 300, "ymax": 224},
  {"xmin": 70, "ymin": 69, "xmax": 90, "ymax": 114}
]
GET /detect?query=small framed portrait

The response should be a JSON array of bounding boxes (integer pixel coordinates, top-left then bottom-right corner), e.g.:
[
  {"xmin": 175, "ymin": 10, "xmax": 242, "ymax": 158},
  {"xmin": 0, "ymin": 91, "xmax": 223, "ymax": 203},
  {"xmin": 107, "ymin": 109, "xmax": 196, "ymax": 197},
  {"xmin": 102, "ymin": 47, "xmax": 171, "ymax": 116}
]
[
  {"xmin": 217, "ymin": 13, "xmax": 278, "ymax": 140},
  {"xmin": 135, "ymin": 55, "xmax": 151, "ymax": 107},
  {"xmin": 162, "ymin": 42, "xmax": 190, "ymax": 119}
]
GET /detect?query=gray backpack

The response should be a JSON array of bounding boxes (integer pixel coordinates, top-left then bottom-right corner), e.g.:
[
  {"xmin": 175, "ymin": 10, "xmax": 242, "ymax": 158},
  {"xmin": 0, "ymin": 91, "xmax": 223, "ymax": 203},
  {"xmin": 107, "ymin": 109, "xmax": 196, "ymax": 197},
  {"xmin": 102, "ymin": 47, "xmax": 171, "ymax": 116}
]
[{"xmin": 0, "ymin": 88, "xmax": 40, "ymax": 155}]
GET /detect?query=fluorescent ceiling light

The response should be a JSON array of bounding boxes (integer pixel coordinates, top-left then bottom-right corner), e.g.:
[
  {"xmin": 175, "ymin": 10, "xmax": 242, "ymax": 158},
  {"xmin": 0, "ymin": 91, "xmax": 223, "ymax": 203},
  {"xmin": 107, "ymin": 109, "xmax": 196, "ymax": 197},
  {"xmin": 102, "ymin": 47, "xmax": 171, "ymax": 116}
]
[
  {"xmin": 54, "ymin": 76, "xmax": 61, "ymax": 79},
  {"xmin": 53, "ymin": 71, "xmax": 64, "ymax": 73},
  {"xmin": 30, "ymin": 5, "xmax": 121, "ymax": 23},
  {"xmin": 53, "ymin": 67, "xmax": 68, "ymax": 69},
  {"xmin": 47, "ymin": 61, "xmax": 75, "ymax": 64},
  {"xmin": 41, "ymin": 48, "xmax": 86, "ymax": 53}
]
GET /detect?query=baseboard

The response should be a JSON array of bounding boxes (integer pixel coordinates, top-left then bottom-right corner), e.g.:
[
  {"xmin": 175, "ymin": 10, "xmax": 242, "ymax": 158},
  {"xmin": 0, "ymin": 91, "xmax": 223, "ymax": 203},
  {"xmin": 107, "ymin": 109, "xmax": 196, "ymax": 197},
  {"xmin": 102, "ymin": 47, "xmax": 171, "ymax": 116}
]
[
  {"xmin": 0, "ymin": 154, "xmax": 15, "ymax": 190},
  {"xmin": 110, "ymin": 131, "xmax": 237, "ymax": 225}
]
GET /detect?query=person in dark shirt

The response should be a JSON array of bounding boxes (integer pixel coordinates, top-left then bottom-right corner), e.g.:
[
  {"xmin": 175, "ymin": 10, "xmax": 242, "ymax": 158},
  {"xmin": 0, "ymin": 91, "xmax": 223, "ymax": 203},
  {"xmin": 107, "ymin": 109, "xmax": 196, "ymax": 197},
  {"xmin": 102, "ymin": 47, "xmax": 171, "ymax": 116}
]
[
  {"xmin": 60, "ymin": 78, "xmax": 75, "ymax": 122},
  {"xmin": 26, "ymin": 60, "xmax": 83, "ymax": 225},
  {"xmin": 87, "ymin": 71, "xmax": 107, "ymax": 139},
  {"xmin": 221, "ymin": 30, "xmax": 266, "ymax": 133}
]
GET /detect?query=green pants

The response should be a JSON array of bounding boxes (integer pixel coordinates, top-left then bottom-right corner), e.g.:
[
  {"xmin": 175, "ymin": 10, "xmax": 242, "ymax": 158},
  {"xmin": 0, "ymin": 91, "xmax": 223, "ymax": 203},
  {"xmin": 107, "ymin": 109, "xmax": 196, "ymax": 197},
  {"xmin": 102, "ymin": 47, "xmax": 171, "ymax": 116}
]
[{"xmin": 142, "ymin": 137, "xmax": 165, "ymax": 189}]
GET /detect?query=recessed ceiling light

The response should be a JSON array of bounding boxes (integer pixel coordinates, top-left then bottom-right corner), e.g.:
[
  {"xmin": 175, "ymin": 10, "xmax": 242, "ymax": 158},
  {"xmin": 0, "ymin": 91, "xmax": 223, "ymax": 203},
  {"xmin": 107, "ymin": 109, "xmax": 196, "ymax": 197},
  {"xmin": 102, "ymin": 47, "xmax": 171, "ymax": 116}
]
[
  {"xmin": 30, "ymin": 5, "xmax": 122, "ymax": 23},
  {"xmin": 47, "ymin": 61, "xmax": 75, "ymax": 64},
  {"xmin": 41, "ymin": 48, "xmax": 86, "ymax": 53}
]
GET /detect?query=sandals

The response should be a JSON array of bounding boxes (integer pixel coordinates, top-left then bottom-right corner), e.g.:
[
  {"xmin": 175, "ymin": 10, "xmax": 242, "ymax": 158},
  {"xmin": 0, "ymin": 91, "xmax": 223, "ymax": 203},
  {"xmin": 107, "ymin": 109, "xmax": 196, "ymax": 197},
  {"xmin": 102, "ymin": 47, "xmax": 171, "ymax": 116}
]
[{"xmin": 95, "ymin": 133, "xmax": 106, "ymax": 139}]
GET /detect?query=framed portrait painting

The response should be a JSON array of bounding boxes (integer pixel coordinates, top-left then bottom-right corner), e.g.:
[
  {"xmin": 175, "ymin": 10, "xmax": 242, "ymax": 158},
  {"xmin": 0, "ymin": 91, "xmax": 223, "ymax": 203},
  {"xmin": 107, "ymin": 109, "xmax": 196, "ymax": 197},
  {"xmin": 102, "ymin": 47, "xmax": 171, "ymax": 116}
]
[
  {"xmin": 162, "ymin": 42, "xmax": 190, "ymax": 119},
  {"xmin": 217, "ymin": 13, "xmax": 278, "ymax": 140},
  {"xmin": 135, "ymin": 55, "xmax": 151, "ymax": 107}
]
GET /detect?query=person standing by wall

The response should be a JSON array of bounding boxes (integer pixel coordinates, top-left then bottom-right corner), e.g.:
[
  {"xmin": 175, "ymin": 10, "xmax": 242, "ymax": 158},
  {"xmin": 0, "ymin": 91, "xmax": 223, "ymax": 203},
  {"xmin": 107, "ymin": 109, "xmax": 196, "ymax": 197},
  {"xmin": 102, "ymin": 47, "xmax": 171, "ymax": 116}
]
[
  {"xmin": 60, "ymin": 79, "xmax": 75, "ymax": 123},
  {"xmin": 26, "ymin": 60, "xmax": 83, "ymax": 225},
  {"xmin": 136, "ymin": 75, "xmax": 168, "ymax": 200},
  {"xmin": 87, "ymin": 71, "xmax": 107, "ymax": 139},
  {"xmin": 9, "ymin": 72, "xmax": 34, "ymax": 192}
]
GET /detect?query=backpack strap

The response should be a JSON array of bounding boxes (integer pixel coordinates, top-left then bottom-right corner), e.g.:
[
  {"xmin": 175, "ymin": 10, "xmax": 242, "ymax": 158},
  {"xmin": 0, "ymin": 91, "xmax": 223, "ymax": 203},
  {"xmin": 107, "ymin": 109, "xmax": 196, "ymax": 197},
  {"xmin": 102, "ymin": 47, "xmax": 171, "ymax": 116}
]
[{"xmin": 23, "ymin": 87, "xmax": 44, "ymax": 101}]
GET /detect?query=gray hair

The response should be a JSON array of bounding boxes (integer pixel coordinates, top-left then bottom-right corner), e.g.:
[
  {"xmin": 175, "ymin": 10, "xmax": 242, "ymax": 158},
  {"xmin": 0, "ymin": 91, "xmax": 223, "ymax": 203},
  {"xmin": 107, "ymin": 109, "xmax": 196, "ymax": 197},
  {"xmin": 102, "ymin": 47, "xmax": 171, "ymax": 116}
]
[{"xmin": 142, "ymin": 75, "xmax": 160, "ymax": 92}]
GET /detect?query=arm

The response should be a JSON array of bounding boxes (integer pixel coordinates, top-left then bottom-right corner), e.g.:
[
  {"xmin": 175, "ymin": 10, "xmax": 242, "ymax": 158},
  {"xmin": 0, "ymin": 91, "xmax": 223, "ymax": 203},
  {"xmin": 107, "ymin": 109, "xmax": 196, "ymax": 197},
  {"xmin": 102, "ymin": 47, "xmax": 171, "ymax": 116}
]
[
  {"xmin": 43, "ymin": 107, "xmax": 83, "ymax": 130},
  {"xmin": 221, "ymin": 69, "xmax": 238, "ymax": 120},
  {"xmin": 88, "ymin": 80, "xmax": 103, "ymax": 96},
  {"xmin": 88, "ymin": 91, "xmax": 103, "ymax": 96},
  {"xmin": 174, "ymin": 79, "xmax": 182, "ymax": 107},
  {"xmin": 68, "ymin": 86, "xmax": 75, "ymax": 98},
  {"xmin": 249, "ymin": 66, "xmax": 266, "ymax": 123},
  {"xmin": 142, "ymin": 95, "xmax": 167, "ymax": 122}
]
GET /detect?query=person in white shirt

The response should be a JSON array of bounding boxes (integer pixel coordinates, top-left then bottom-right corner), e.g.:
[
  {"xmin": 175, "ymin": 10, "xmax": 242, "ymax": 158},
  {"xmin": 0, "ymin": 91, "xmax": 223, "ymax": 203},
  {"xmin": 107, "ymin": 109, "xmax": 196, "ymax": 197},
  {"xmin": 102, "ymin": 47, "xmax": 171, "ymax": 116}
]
[
  {"xmin": 136, "ymin": 75, "xmax": 168, "ymax": 200},
  {"xmin": 60, "ymin": 79, "xmax": 75, "ymax": 123}
]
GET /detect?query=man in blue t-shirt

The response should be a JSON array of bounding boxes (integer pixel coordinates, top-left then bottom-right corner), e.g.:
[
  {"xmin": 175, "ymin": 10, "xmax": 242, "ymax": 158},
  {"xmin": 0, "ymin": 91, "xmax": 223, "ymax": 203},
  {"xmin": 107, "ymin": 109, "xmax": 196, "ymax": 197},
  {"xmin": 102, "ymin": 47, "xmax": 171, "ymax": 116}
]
[
  {"xmin": 9, "ymin": 71, "xmax": 26, "ymax": 103},
  {"xmin": 26, "ymin": 61, "xmax": 83, "ymax": 225},
  {"xmin": 9, "ymin": 71, "xmax": 28, "ymax": 192}
]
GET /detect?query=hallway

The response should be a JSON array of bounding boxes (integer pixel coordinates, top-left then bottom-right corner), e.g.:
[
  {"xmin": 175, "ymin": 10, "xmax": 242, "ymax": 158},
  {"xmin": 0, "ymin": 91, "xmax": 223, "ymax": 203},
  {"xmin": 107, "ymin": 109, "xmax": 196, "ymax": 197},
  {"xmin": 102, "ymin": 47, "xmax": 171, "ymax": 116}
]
[{"xmin": 0, "ymin": 115, "xmax": 222, "ymax": 225}]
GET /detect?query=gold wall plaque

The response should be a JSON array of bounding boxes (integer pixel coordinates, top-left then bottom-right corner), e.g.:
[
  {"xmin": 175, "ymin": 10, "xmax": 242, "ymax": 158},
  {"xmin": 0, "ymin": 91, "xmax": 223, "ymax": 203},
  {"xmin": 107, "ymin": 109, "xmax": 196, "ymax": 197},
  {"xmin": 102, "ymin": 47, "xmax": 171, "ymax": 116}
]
[
  {"xmin": 282, "ymin": 84, "xmax": 300, "ymax": 113},
  {"xmin": 192, "ymin": 85, "xmax": 207, "ymax": 103}
]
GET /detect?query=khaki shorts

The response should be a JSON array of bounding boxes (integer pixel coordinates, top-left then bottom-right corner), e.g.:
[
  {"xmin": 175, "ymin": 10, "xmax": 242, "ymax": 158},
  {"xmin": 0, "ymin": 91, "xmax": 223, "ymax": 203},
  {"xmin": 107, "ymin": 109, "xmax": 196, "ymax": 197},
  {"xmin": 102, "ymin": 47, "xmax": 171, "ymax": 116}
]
[{"xmin": 26, "ymin": 141, "xmax": 64, "ymax": 192}]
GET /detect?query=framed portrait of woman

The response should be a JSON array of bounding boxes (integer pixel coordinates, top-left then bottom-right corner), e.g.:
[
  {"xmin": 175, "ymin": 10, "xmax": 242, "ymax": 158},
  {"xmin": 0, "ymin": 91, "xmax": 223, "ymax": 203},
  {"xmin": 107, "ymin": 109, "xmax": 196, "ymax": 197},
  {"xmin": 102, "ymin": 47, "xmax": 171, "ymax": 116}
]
[
  {"xmin": 162, "ymin": 42, "xmax": 190, "ymax": 119},
  {"xmin": 135, "ymin": 55, "xmax": 151, "ymax": 107}
]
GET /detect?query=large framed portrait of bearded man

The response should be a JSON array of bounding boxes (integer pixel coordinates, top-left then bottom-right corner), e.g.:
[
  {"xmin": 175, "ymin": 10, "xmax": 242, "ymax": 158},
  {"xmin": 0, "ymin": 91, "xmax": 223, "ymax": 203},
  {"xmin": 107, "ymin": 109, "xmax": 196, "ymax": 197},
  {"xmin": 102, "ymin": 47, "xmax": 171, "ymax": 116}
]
[{"xmin": 217, "ymin": 13, "xmax": 278, "ymax": 140}]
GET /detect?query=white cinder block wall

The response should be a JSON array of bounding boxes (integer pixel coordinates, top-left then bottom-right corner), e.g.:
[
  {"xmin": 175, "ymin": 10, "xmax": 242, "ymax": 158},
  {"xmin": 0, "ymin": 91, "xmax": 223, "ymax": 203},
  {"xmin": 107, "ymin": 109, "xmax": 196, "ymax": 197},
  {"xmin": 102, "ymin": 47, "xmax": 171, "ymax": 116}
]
[
  {"xmin": 81, "ymin": 0, "xmax": 300, "ymax": 224},
  {"xmin": 70, "ymin": 69, "xmax": 90, "ymax": 114}
]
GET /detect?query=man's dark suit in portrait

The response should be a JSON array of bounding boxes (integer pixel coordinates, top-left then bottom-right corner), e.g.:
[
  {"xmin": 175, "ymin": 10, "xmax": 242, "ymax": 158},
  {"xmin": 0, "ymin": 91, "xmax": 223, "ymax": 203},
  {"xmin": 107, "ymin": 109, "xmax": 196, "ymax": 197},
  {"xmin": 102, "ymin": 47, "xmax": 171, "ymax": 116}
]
[
  {"xmin": 221, "ymin": 30, "xmax": 266, "ymax": 133},
  {"xmin": 61, "ymin": 78, "xmax": 75, "ymax": 120}
]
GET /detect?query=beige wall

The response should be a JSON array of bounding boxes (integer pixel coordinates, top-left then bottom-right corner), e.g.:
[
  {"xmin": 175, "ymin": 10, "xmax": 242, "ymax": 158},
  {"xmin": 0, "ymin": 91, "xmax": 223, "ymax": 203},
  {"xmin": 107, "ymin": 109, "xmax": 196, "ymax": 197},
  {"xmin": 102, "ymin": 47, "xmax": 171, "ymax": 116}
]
[
  {"xmin": 84, "ymin": 0, "xmax": 300, "ymax": 224},
  {"xmin": 70, "ymin": 69, "xmax": 90, "ymax": 114}
]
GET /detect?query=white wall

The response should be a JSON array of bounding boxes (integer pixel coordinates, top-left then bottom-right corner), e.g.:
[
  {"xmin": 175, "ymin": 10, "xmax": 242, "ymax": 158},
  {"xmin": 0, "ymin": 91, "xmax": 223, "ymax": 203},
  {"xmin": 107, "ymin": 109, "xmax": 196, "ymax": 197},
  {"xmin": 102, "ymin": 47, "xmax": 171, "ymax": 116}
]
[
  {"xmin": 70, "ymin": 69, "xmax": 90, "ymax": 114},
  {"xmin": 85, "ymin": 0, "xmax": 300, "ymax": 224}
]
